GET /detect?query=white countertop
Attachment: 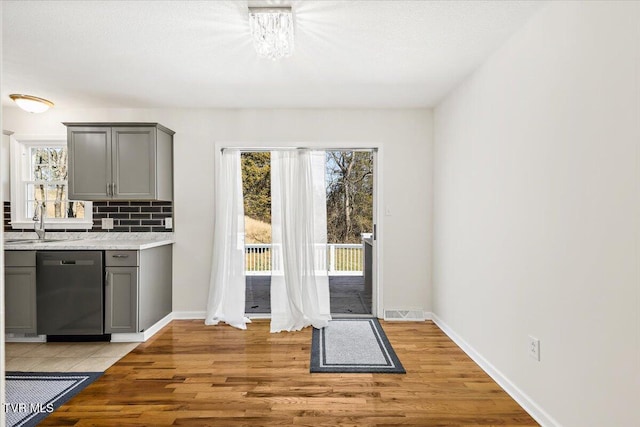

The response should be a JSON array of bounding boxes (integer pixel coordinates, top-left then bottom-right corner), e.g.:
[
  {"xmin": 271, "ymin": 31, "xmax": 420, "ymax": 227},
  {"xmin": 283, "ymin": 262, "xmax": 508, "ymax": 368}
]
[{"xmin": 3, "ymin": 232, "xmax": 174, "ymax": 251}]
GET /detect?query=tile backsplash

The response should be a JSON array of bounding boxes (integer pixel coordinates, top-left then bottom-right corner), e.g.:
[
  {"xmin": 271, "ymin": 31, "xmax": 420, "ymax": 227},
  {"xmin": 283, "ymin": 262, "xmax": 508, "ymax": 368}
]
[
  {"xmin": 3, "ymin": 202, "xmax": 10, "ymax": 230},
  {"xmin": 4, "ymin": 200, "xmax": 173, "ymax": 233}
]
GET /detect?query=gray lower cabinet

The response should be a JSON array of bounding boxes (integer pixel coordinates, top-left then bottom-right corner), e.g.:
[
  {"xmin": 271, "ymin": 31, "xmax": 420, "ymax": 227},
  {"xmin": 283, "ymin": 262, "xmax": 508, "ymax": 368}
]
[
  {"xmin": 104, "ymin": 245, "xmax": 172, "ymax": 334},
  {"xmin": 65, "ymin": 122, "xmax": 174, "ymax": 201},
  {"xmin": 105, "ymin": 265, "xmax": 138, "ymax": 333},
  {"xmin": 5, "ymin": 251, "xmax": 37, "ymax": 334}
]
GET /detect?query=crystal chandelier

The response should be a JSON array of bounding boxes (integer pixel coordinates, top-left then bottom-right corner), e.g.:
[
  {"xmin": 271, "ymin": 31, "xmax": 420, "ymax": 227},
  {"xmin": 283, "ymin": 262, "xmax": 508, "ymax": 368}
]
[{"xmin": 249, "ymin": 7, "xmax": 294, "ymax": 60}]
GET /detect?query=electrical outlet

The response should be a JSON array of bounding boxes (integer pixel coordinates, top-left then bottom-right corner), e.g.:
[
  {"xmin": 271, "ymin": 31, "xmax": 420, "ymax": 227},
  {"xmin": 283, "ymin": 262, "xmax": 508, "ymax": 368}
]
[
  {"xmin": 101, "ymin": 218, "xmax": 114, "ymax": 230},
  {"xmin": 528, "ymin": 335, "xmax": 540, "ymax": 361},
  {"xmin": 164, "ymin": 217, "xmax": 173, "ymax": 229}
]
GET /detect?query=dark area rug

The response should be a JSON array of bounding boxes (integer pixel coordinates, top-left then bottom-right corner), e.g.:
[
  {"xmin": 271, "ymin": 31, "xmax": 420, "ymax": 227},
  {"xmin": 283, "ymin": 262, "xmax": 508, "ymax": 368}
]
[
  {"xmin": 4, "ymin": 371, "xmax": 102, "ymax": 427},
  {"xmin": 311, "ymin": 318, "xmax": 405, "ymax": 373}
]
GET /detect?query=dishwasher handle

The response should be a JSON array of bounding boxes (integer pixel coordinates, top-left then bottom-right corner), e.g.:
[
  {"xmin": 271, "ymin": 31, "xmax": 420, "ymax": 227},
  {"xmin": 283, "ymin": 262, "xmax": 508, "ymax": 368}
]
[{"xmin": 42, "ymin": 259, "xmax": 96, "ymax": 266}]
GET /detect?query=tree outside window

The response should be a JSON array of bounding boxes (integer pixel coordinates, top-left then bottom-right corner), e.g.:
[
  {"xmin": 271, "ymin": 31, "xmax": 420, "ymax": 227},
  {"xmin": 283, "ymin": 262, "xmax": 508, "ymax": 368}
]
[{"xmin": 27, "ymin": 146, "xmax": 85, "ymax": 221}]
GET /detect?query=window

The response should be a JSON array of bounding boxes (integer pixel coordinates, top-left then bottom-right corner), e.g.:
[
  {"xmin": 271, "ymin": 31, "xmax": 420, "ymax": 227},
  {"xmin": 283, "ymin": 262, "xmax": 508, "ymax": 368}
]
[{"xmin": 10, "ymin": 136, "xmax": 92, "ymax": 229}]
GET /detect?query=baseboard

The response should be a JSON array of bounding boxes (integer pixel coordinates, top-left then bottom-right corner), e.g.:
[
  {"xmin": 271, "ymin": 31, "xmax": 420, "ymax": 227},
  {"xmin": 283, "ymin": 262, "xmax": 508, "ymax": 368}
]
[
  {"xmin": 169, "ymin": 311, "xmax": 432, "ymax": 323},
  {"xmin": 171, "ymin": 312, "xmax": 407, "ymax": 321},
  {"xmin": 110, "ymin": 313, "xmax": 173, "ymax": 343},
  {"xmin": 248, "ymin": 313, "xmax": 271, "ymax": 320},
  {"xmin": 171, "ymin": 311, "xmax": 207, "ymax": 320},
  {"xmin": 431, "ymin": 313, "xmax": 560, "ymax": 427},
  {"xmin": 172, "ymin": 311, "xmax": 275, "ymax": 321},
  {"xmin": 5, "ymin": 334, "xmax": 46, "ymax": 343}
]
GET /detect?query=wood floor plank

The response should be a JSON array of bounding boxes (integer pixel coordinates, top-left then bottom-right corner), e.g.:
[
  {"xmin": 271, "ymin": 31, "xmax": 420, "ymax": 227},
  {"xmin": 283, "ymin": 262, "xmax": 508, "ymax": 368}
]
[{"xmin": 39, "ymin": 319, "xmax": 538, "ymax": 426}]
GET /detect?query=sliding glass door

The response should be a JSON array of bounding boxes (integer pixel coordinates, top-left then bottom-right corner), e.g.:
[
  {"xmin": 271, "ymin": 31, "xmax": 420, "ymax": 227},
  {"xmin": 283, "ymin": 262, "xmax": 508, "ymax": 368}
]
[{"xmin": 241, "ymin": 149, "xmax": 376, "ymax": 317}]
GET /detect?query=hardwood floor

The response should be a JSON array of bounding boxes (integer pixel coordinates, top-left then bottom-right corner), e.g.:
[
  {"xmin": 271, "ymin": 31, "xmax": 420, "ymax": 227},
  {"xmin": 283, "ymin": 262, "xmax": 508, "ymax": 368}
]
[{"xmin": 42, "ymin": 320, "xmax": 538, "ymax": 426}]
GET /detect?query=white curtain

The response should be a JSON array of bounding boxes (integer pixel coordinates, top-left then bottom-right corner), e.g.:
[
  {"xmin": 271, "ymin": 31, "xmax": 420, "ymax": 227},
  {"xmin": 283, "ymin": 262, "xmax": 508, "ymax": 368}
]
[
  {"xmin": 270, "ymin": 150, "xmax": 332, "ymax": 333},
  {"xmin": 205, "ymin": 149, "xmax": 250, "ymax": 330}
]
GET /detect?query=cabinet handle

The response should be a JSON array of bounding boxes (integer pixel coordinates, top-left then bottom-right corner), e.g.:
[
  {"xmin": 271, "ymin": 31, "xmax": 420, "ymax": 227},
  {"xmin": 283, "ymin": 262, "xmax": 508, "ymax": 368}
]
[
  {"xmin": 106, "ymin": 183, "xmax": 111, "ymax": 196},
  {"xmin": 111, "ymin": 254, "xmax": 129, "ymax": 258},
  {"xmin": 105, "ymin": 271, "xmax": 110, "ymax": 287},
  {"xmin": 112, "ymin": 182, "xmax": 117, "ymax": 196}
]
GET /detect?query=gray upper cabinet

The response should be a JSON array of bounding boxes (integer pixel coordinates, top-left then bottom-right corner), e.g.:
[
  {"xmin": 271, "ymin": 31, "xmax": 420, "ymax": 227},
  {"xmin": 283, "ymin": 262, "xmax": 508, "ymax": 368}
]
[
  {"xmin": 65, "ymin": 123, "xmax": 174, "ymax": 201},
  {"xmin": 67, "ymin": 126, "xmax": 111, "ymax": 199}
]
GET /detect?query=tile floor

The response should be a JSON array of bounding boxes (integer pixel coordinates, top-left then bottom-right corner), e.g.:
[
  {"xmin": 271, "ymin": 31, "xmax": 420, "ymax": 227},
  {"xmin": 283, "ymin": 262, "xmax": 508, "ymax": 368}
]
[{"xmin": 5, "ymin": 342, "xmax": 138, "ymax": 372}]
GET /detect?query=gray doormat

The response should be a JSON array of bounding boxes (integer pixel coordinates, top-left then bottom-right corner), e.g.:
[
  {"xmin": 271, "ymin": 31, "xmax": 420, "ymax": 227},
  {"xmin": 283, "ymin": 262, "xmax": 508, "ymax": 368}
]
[
  {"xmin": 5, "ymin": 371, "xmax": 102, "ymax": 427},
  {"xmin": 311, "ymin": 318, "xmax": 405, "ymax": 373}
]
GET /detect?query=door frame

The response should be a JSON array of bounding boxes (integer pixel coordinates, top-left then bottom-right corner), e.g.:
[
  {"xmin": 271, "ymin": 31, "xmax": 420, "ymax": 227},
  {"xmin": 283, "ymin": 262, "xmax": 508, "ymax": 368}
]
[{"xmin": 215, "ymin": 142, "xmax": 384, "ymax": 318}]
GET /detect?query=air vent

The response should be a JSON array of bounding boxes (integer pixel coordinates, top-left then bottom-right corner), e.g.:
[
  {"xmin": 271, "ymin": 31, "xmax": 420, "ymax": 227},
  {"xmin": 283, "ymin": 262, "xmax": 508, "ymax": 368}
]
[{"xmin": 384, "ymin": 309, "xmax": 425, "ymax": 321}]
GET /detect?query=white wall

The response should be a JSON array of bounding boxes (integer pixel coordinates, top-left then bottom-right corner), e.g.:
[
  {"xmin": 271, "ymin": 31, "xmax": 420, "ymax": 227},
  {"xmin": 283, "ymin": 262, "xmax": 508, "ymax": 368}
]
[
  {"xmin": 0, "ymin": 4, "xmax": 6, "ymax": 426},
  {"xmin": 1, "ymin": 133, "xmax": 9, "ymax": 201},
  {"xmin": 433, "ymin": 2, "xmax": 640, "ymax": 426},
  {"xmin": 3, "ymin": 108, "xmax": 433, "ymax": 317}
]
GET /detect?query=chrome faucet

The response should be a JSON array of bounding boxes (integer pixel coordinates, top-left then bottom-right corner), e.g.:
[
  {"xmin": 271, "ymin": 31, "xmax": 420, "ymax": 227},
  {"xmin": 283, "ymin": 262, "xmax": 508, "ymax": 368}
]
[{"xmin": 34, "ymin": 202, "xmax": 46, "ymax": 240}]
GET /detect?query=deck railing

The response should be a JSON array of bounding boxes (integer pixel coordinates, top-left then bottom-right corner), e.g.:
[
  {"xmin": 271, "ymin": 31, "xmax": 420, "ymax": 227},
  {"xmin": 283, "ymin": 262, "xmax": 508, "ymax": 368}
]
[{"xmin": 245, "ymin": 243, "xmax": 363, "ymax": 276}]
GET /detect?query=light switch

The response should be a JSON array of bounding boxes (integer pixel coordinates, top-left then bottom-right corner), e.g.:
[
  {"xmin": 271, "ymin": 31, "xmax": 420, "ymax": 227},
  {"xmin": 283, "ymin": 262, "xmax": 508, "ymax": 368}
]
[{"xmin": 101, "ymin": 218, "xmax": 114, "ymax": 230}]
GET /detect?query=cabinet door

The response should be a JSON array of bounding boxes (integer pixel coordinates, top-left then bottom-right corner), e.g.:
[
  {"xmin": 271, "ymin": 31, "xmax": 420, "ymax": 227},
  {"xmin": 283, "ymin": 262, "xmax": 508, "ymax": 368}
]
[
  {"xmin": 68, "ymin": 127, "xmax": 112, "ymax": 199},
  {"xmin": 105, "ymin": 267, "xmax": 139, "ymax": 333},
  {"xmin": 5, "ymin": 267, "xmax": 37, "ymax": 334},
  {"xmin": 112, "ymin": 127, "xmax": 156, "ymax": 199}
]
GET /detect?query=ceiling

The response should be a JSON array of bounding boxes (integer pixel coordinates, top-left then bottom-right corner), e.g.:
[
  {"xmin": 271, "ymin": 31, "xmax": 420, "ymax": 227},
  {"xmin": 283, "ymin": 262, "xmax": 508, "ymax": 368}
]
[{"xmin": 2, "ymin": 1, "xmax": 544, "ymax": 109}]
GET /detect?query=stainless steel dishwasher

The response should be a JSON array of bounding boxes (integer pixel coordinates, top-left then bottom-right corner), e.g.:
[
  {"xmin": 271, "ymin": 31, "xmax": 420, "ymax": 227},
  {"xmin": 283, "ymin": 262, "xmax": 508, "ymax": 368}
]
[{"xmin": 36, "ymin": 251, "xmax": 104, "ymax": 335}]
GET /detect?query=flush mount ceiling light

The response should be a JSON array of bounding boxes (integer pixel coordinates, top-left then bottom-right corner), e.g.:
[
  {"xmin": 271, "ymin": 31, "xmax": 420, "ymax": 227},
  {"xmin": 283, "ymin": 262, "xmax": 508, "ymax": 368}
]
[
  {"xmin": 9, "ymin": 94, "xmax": 54, "ymax": 113},
  {"xmin": 249, "ymin": 6, "xmax": 294, "ymax": 60}
]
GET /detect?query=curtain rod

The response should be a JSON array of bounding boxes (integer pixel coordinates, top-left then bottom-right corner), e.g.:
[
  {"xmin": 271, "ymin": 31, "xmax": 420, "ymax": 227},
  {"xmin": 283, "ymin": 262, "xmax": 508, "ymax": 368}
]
[{"xmin": 220, "ymin": 147, "xmax": 377, "ymax": 153}]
